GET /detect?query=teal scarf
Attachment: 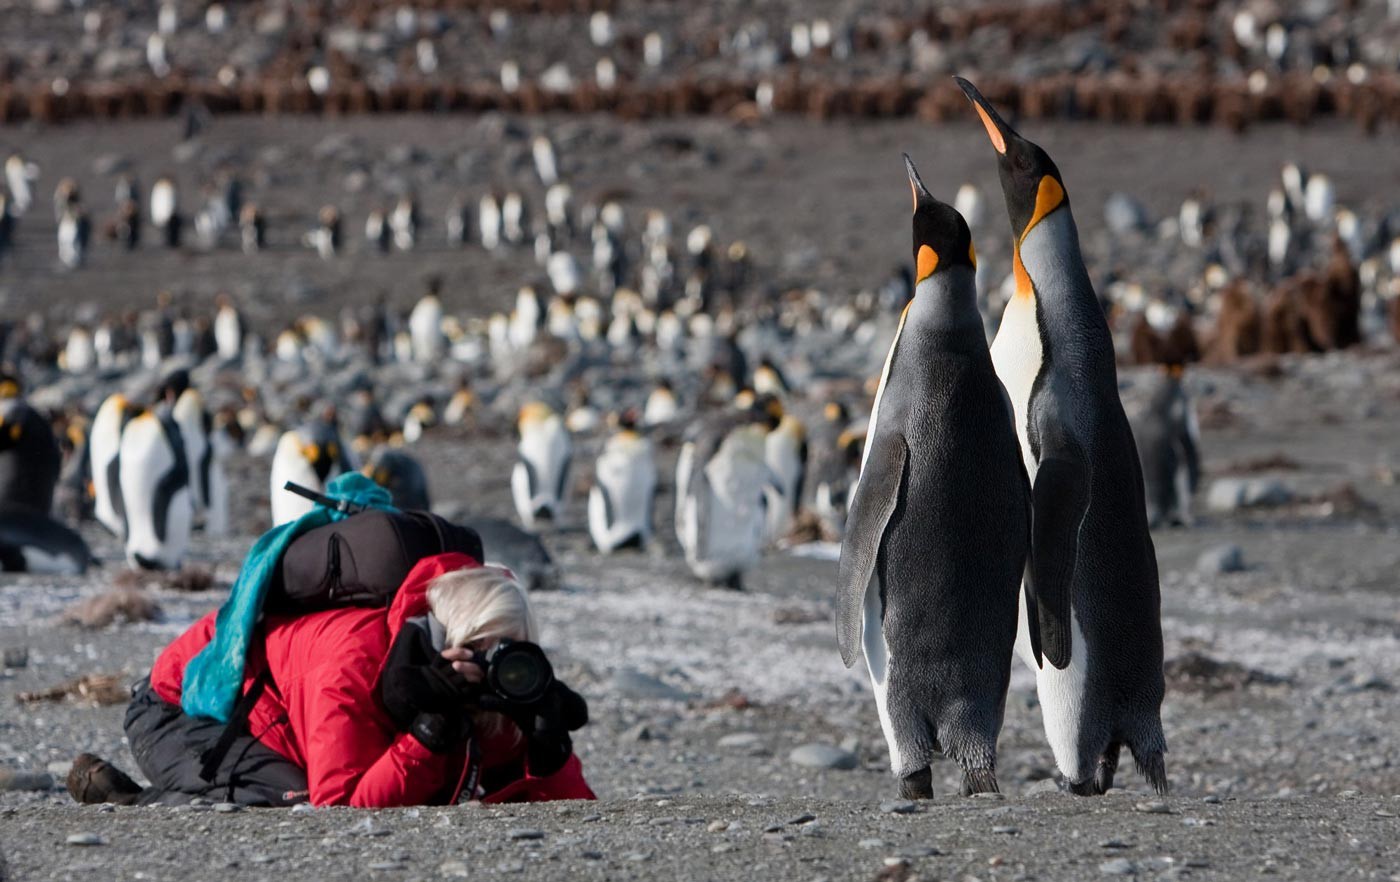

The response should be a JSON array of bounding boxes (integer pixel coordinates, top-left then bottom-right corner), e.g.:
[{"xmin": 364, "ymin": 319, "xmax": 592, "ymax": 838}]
[{"xmin": 180, "ymin": 473, "xmax": 396, "ymax": 721}]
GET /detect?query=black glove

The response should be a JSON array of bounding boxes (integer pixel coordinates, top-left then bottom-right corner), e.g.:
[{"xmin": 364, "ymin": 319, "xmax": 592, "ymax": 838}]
[
  {"xmin": 380, "ymin": 625, "xmax": 479, "ymax": 732},
  {"xmin": 411, "ymin": 712, "xmax": 468, "ymax": 754}
]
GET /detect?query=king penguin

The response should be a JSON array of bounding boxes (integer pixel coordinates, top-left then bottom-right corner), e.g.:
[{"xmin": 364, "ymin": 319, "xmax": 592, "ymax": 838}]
[
  {"xmin": 957, "ymin": 77, "xmax": 1168, "ymax": 796},
  {"xmin": 0, "ymin": 395, "xmax": 62, "ymax": 514},
  {"xmin": 269, "ymin": 417, "xmax": 351, "ymax": 526},
  {"xmin": 836, "ymin": 157, "xmax": 1031, "ymax": 797},
  {"xmin": 588, "ymin": 410, "xmax": 657, "ymax": 553},
  {"xmin": 89, "ymin": 393, "xmax": 144, "ymax": 537},
  {"xmin": 511, "ymin": 401, "xmax": 572, "ymax": 529},
  {"xmin": 118, "ymin": 406, "xmax": 192, "ymax": 570},
  {"xmin": 1128, "ymin": 364, "xmax": 1200, "ymax": 529}
]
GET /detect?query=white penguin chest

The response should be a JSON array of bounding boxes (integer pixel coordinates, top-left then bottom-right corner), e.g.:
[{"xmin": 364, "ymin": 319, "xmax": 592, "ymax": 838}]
[{"xmin": 990, "ymin": 294, "xmax": 1043, "ymax": 477}]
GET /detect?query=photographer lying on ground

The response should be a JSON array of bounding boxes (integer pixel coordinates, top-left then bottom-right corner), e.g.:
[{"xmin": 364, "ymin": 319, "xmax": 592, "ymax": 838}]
[{"xmin": 67, "ymin": 554, "xmax": 593, "ymax": 806}]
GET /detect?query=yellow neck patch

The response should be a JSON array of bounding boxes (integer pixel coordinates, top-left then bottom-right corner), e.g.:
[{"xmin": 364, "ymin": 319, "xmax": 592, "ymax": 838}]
[
  {"xmin": 916, "ymin": 244, "xmax": 939, "ymax": 282},
  {"xmin": 1013, "ymin": 247, "xmax": 1032, "ymax": 300},
  {"xmin": 1023, "ymin": 175, "xmax": 1064, "ymax": 241}
]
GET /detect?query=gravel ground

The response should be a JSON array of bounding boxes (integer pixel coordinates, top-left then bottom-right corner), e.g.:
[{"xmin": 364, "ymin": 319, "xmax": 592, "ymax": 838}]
[{"xmin": 3, "ymin": 348, "xmax": 1400, "ymax": 880}]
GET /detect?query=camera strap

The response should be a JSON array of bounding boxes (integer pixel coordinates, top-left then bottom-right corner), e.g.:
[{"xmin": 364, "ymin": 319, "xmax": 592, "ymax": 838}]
[{"xmin": 454, "ymin": 738, "xmax": 482, "ymax": 805}]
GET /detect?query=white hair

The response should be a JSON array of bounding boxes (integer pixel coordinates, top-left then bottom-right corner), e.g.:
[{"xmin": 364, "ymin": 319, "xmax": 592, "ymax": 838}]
[
  {"xmin": 428, "ymin": 565, "xmax": 538, "ymax": 651},
  {"xmin": 427, "ymin": 565, "xmax": 538, "ymax": 745}
]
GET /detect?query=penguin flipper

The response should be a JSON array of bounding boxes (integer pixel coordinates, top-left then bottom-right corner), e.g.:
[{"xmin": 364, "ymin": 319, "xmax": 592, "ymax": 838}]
[
  {"xmin": 1031, "ymin": 456, "xmax": 1089, "ymax": 670},
  {"xmin": 836, "ymin": 432, "xmax": 906, "ymax": 668}
]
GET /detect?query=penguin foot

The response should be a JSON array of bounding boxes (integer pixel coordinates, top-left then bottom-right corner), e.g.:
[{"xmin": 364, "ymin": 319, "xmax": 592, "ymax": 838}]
[
  {"xmin": 1067, "ymin": 743, "xmax": 1124, "ymax": 796},
  {"xmin": 1068, "ymin": 776, "xmax": 1103, "ymax": 796},
  {"xmin": 961, "ymin": 768, "xmax": 999, "ymax": 796},
  {"xmin": 898, "ymin": 767, "xmax": 933, "ymax": 800},
  {"xmin": 711, "ymin": 573, "xmax": 744, "ymax": 591},
  {"xmin": 1132, "ymin": 748, "xmax": 1169, "ymax": 796}
]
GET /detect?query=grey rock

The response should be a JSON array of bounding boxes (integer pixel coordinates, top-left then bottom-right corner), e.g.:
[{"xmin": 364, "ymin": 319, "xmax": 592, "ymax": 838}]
[
  {"xmin": 1101, "ymin": 839, "xmax": 1134, "ymax": 849},
  {"xmin": 1135, "ymin": 801, "xmax": 1175, "ymax": 814},
  {"xmin": 623, "ymin": 722, "xmax": 653, "ymax": 742},
  {"xmin": 717, "ymin": 733, "xmax": 764, "ymax": 751},
  {"xmin": 1197, "ymin": 543, "xmax": 1246, "ymax": 574},
  {"xmin": 3, "ymin": 646, "xmax": 29, "ymax": 668},
  {"xmin": 212, "ymin": 803, "xmax": 241, "ymax": 813},
  {"xmin": 786, "ymin": 813, "xmax": 816, "ymax": 825},
  {"xmin": 1099, "ymin": 857, "xmax": 1136, "ymax": 875},
  {"xmin": 1207, "ymin": 477, "xmax": 1294, "ymax": 512},
  {"xmin": 66, "ymin": 833, "xmax": 106, "ymax": 847},
  {"xmin": 0, "ymin": 769, "xmax": 53, "ymax": 792},
  {"xmin": 878, "ymin": 800, "xmax": 918, "ymax": 815},
  {"xmin": 1026, "ymin": 778, "xmax": 1062, "ymax": 796},
  {"xmin": 858, "ymin": 838, "xmax": 886, "ymax": 849},
  {"xmin": 610, "ymin": 668, "xmax": 692, "ymax": 701},
  {"xmin": 992, "ymin": 825, "xmax": 1019, "ymax": 835},
  {"xmin": 508, "ymin": 828, "xmax": 544, "ymax": 841},
  {"xmin": 789, "ymin": 744, "xmax": 858, "ymax": 770}
]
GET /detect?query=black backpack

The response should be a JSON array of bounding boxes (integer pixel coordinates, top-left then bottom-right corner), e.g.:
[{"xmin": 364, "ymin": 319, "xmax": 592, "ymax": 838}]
[{"xmin": 265, "ymin": 509, "xmax": 484, "ymax": 613}]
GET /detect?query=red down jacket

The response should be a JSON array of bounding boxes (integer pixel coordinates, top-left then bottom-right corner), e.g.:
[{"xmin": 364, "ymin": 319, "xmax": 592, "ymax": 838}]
[{"xmin": 149, "ymin": 552, "xmax": 595, "ymax": 807}]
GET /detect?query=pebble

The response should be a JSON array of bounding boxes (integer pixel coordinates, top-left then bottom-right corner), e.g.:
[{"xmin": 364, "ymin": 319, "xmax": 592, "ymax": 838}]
[
  {"xmin": 66, "ymin": 833, "xmax": 106, "ymax": 847},
  {"xmin": 789, "ymin": 744, "xmax": 858, "ymax": 770},
  {"xmin": 0, "ymin": 769, "xmax": 54, "ymax": 792},
  {"xmin": 367, "ymin": 861, "xmax": 405, "ymax": 871},
  {"xmin": 1026, "ymin": 778, "xmax": 1062, "ymax": 797},
  {"xmin": 2, "ymin": 646, "xmax": 28, "ymax": 668},
  {"xmin": 1202, "ymin": 795, "xmax": 1223, "ymax": 804},
  {"xmin": 858, "ymin": 838, "xmax": 886, "ymax": 849},
  {"xmin": 878, "ymin": 800, "xmax": 918, "ymax": 815},
  {"xmin": 1207, "ymin": 477, "xmax": 1293, "ymax": 512},
  {"xmin": 706, "ymin": 820, "xmax": 730, "ymax": 832},
  {"xmin": 291, "ymin": 803, "xmax": 317, "ymax": 814},
  {"xmin": 992, "ymin": 826, "xmax": 1019, "ymax": 835},
  {"xmin": 717, "ymin": 732, "xmax": 765, "ymax": 750},
  {"xmin": 622, "ymin": 722, "xmax": 653, "ymax": 742},
  {"xmin": 1100, "ymin": 839, "xmax": 1134, "ymax": 849},
  {"xmin": 508, "ymin": 828, "xmax": 544, "ymax": 841},
  {"xmin": 1134, "ymin": 801, "xmax": 1174, "ymax": 815},
  {"xmin": 440, "ymin": 860, "xmax": 469, "ymax": 877},
  {"xmin": 1196, "ymin": 543, "xmax": 1246, "ymax": 574},
  {"xmin": 213, "ymin": 802, "xmax": 241, "ymax": 813},
  {"xmin": 763, "ymin": 823, "xmax": 785, "ymax": 834},
  {"xmin": 580, "ymin": 850, "xmax": 603, "ymax": 860},
  {"xmin": 1099, "ymin": 857, "xmax": 1136, "ymax": 875},
  {"xmin": 786, "ymin": 813, "xmax": 816, "ymax": 825}
]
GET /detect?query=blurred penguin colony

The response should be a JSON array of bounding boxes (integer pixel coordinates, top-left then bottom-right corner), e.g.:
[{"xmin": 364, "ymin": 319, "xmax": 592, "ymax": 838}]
[{"xmin": 1, "ymin": 2, "xmax": 1400, "ymax": 586}]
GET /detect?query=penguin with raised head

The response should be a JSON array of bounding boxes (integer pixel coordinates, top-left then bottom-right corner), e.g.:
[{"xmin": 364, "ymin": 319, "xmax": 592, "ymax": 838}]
[
  {"xmin": 1128, "ymin": 365, "xmax": 1200, "ymax": 529},
  {"xmin": 0, "ymin": 395, "xmax": 62, "ymax": 514},
  {"xmin": 674, "ymin": 401, "xmax": 779, "ymax": 589},
  {"xmin": 511, "ymin": 401, "xmax": 572, "ymax": 529},
  {"xmin": 269, "ymin": 416, "xmax": 351, "ymax": 526},
  {"xmin": 957, "ymin": 77, "xmax": 1168, "ymax": 796},
  {"xmin": 588, "ymin": 410, "xmax": 657, "ymax": 553},
  {"xmin": 118, "ymin": 407, "xmax": 192, "ymax": 570},
  {"xmin": 837, "ymin": 157, "xmax": 1031, "ymax": 797}
]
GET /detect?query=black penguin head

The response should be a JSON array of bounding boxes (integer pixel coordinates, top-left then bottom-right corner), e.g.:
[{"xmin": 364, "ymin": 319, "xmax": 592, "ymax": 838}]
[
  {"xmin": 904, "ymin": 154, "xmax": 976, "ymax": 285},
  {"xmin": 953, "ymin": 77, "xmax": 1068, "ymax": 244}
]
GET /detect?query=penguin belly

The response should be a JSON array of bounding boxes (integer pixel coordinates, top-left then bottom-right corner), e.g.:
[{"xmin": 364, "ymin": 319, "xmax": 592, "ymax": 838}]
[
  {"xmin": 1014, "ymin": 598, "xmax": 1091, "ymax": 783},
  {"xmin": 588, "ymin": 444, "xmax": 655, "ymax": 553},
  {"xmin": 512, "ymin": 428, "xmax": 570, "ymax": 528},
  {"xmin": 683, "ymin": 439, "xmax": 766, "ymax": 582},
  {"xmin": 989, "ymin": 293, "xmax": 1044, "ymax": 480},
  {"xmin": 119, "ymin": 416, "xmax": 191, "ymax": 570},
  {"xmin": 270, "ymin": 434, "xmax": 323, "ymax": 526},
  {"xmin": 762, "ymin": 433, "xmax": 803, "ymax": 543}
]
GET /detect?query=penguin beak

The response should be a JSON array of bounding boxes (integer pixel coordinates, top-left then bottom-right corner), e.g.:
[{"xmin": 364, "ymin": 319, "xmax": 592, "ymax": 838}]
[
  {"xmin": 903, "ymin": 153, "xmax": 933, "ymax": 211},
  {"xmin": 953, "ymin": 77, "xmax": 1012, "ymax": 156}
]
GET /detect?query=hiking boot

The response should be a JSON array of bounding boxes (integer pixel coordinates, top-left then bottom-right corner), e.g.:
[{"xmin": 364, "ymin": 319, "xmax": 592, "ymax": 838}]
[{"xmin": 66, "ymin": 753, "xmax": 142, "ymax": 805}]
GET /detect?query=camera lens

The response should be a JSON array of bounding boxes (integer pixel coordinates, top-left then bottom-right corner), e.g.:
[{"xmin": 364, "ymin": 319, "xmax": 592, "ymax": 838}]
[{"xmin": 488, "ymin": 642, "xmax": 553, "ymax": 704}]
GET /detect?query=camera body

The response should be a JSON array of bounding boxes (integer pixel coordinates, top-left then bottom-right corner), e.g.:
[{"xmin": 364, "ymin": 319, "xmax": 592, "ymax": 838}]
[{"xmin": 473, "ymin": 639, "xmax": 554, "ymax": 706}]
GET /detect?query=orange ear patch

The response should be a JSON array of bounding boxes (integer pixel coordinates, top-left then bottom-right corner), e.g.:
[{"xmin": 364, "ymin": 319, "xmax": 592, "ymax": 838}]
[
  {"xmin": 916, "ymin": 244, "xmax": 939, "ymax": 281},
  {"xmin": 974, "ymin": 103, "xmax": 1006, "ymax": 155},
  {"xmin": 968, "ymin": 241, "xmax": 978, "ymax": 268}
]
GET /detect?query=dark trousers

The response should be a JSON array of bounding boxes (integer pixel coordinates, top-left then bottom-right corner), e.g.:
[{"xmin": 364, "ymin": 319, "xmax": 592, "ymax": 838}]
[{"xmin": 124, "ymin": 677, "xmax": 308, "ymax": 807}]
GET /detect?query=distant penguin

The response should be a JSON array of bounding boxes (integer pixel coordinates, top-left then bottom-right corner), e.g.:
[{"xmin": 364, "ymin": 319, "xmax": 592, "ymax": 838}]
[
  {"xmin": 408, "ymin": 288, "xmax": 445, "ymax": 363},
  {"xmin": 1128, "ymin": 365, "xmax": 1200, "ymax": 529},
  {"xmin": 213, "ymin": 293, "xmax": 243, "ymax": 360},
  {"xmin": 762, "ymin": 406, "xmax": 807, "ymax": 544},
  {"xmin": 305, "ymin": 205, "xmax": 339, "ymax": 259},
  {"xmin": 362, "ymin": 446, "xmax": 431, "ymax": 510},
  {"xmin": 0, "ymin": 504, "xmax": 95, "ymax": 574},
  {"xmin": 89, "ymin": 393, "xmax": 143, "ymax": 537},
  {"xmin": 958, "ymin": 78, "xmax": 1167, "ymax": 796},
  {"xmin": 479, "ymin": 193, "xmax": 502, "ymax": 251},
  {"xmin": 57, "ymin": 205, "xmax": 91, "ymax": 270},
  {"xmin": 446, "ymin": 199, "xmax": 470, "ymax": 246},
  {"xmin": 0, "ymin": 397, "xmax": 62, "ymax": 514},
  {"xmin": 118, "ymin": 408, "xmax": 192, "ymax": 570},
  {"xmin": 532, "ymin": 135, "xmax": 559, "ymax": 186},
  {"xmin": 674, "ymin": 404, "xmax": 779, "ymax": 588},
  {"xmin": 643, "ymin": 379, "xmax": 679, "ymax": 426},
  {"xmin": 752, "ymin": 357, "xmax": 789, "ymax": 397},
  {"xmin": 588, "ymin": 411, "xmax": 657, "ymax": 553},
  {"xmin": 390, "ymin": 196, "xmax": 418, "ymax": 251},
  {"xmin": 4, "ymin": 154, "xmax": 38, "ymax": 215},
  {"xmin": 63, "ymin": 326, "xmax": 96, "ymax": 374},
  {"xmin": 171, "ymin": 387, "xmax": 228, "ymax": 534},
  {"xmin": 365, "ymin": 208, "xmax": 391, "ymax": 253},
  {"xmin": 150, "ymin": 177, "xmax": 181, "ymax": 248},
  {"xmin": 502, "ymin": 191, "xmax": 528, "ymax": 245},
  {"xmin": 836, "ymin": 155, "xmax": 1031, "ymax": 798},
  {"xmin": 443, "ymin": 378, "xmax": 478, "ymax": 427},
  {"xmin": 269, "ymin": 419, "xmax": 350, "ymax": 526},
  {"xmin": 239, "ymin": 204, "xmax": 265, "ymax": 254},
  {"xmin": 511, "ymin": 401, "xmax": 572, "ymax": 528}
]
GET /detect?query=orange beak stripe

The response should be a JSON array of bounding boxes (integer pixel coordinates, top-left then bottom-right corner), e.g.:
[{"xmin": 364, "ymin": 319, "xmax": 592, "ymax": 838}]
[{"xmin": 974, "ymin": 103, "xmax": 1006, "ymax": 155}]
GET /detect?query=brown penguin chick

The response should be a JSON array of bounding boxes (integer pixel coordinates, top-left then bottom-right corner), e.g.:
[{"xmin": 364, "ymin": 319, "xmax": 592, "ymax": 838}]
[
  {"xmin": 1207, "ymin": 281, "xmax": 1261, "ymax": 363},
  {"xmin": 1161, "ymin": 311, "xmax": 1202, "ymax": 365},
  {"xmin": 1260, "ymin": 278, "xmax": 1317, "ymax": 354},
  {"xmin": 1129, "ymin": 313, "xmax": 1162, "ymax": 365},
  {"xmin": 1310, "ymin": 235, "xmax": 1362, "ymax": 350}
]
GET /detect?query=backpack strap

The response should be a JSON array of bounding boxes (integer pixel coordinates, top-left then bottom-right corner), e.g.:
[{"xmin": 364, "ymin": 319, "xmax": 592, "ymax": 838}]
[{"xmin": 198, "ymin": 670, "xmax": 271, "ymax": 784}]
